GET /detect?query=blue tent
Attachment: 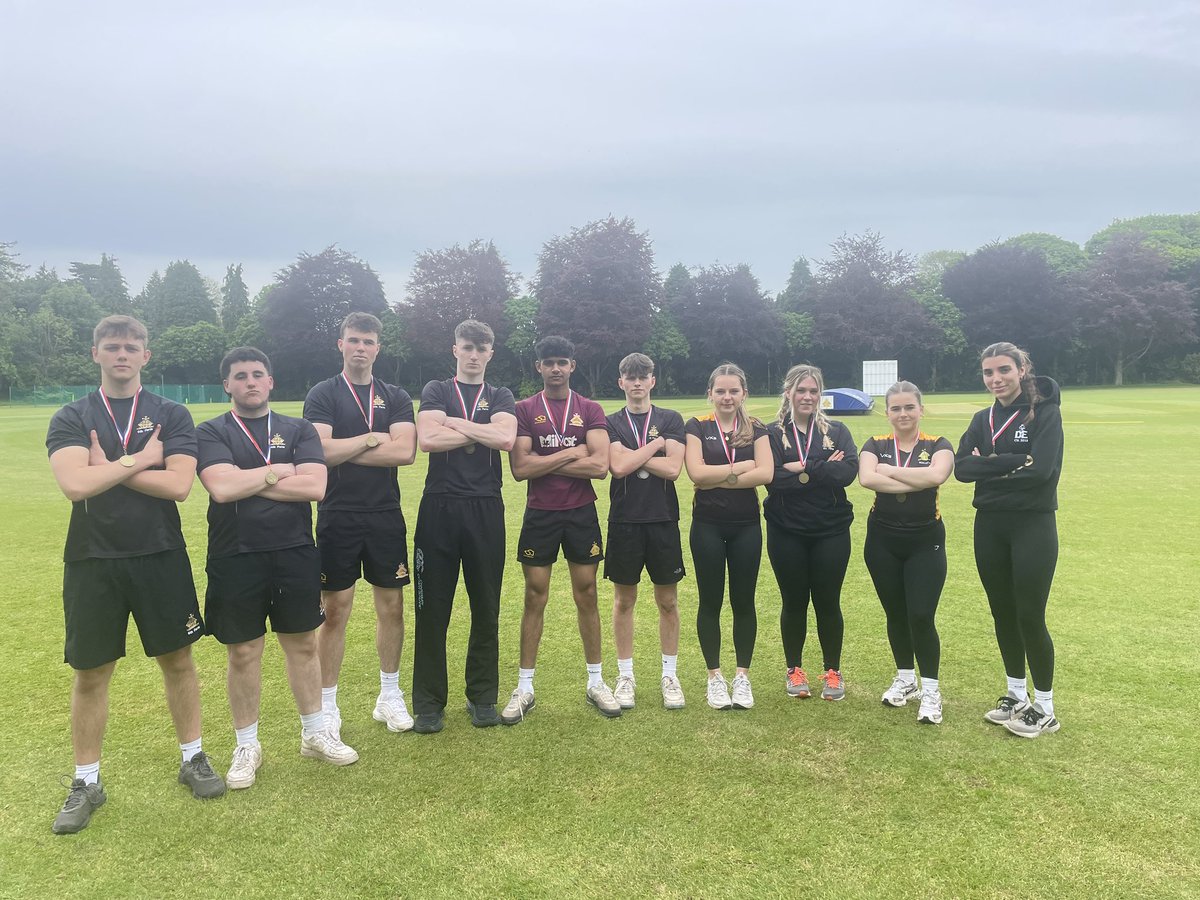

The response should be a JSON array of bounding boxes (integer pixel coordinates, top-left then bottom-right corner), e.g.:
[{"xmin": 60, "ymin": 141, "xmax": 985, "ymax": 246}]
[{"xmin": 820, "ymin": 388, "xmax": 874, "ymax": 415}]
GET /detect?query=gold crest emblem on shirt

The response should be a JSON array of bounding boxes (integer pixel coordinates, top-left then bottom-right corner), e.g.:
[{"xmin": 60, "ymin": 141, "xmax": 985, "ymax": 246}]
[
  {"xmin": 918, "ymin": 450, "xmax": 930, "ymax": 463},
  {"xmin": 823, "ymin": 435, "xmax": 835, "ymax": 450},
  {"xmin": 372, "ymin": 396, "xmax": 386, "ymax": 408},
  {"xmin": 523, "ymin": 548, "xmax": 535, "ymax": 558},
  {"xmin": 185, "ymin": 614, "xmax": 200, "ymax": 633},
  {"xmin": 270, "ymin": 433, "xmax": 286, "ymax": 448},
  {"xmin": 649, "ymin": 425, "xmax": 659, "ymax": 437},
  {"xmin": 570, "ymin": 413, "xmax": 584, "ymax": 427},
  {"xmin": 589, "ymin": 542, "xmax": 600, "ymax": 557},
  {"xmin": 137, "ymin": 415, "xmax": 154, "ymax": 432},
  {"xmin": 395, "ymin": 564, "xmax": 408, "ymax": 579},
  {"xmin": 477, "ymin": 398, "xmax": 490, "ymax": 410},
  {"xmin": 534, "ymin": 415, "xmax": 547, "ymax": 424}
]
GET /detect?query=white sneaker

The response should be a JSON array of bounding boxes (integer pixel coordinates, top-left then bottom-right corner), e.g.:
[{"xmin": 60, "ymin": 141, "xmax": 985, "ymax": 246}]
[
  {"xmin": 1004, "ymin": 703, "xmax": 1060, "ymax": 738},
  {"xmin": 984, "ymin": 693, "xmax": 1031, "ymax": 725},
  {"xmin": 325, "ymin": 707, "xmax": 342, "ymax": 740},
  {"xmin": 613, "ymin": 674, "xmax": 636, "ymax": 709},
  {"xmin": 586, "ymin": 682, "xmax": 622, "ymax": 718},
  {"xmin": 373, "ymin": 692, "xmax": 414, "ymax": 733},
  {"xmin": 882, "ymin": 676, "xmax": 920, "ymax": 708},
  {"xmin": 226, "ymin": 741, "xmax": 263, "ymax": 789},
  {"xmin": 730, "ymin": 673, "xmax": 754, "ymax": 710},
  {"xmin": 300, "ymin": 728, "xmax": 359, "ymax": 766},
  {"xmin": 500, "ymin": 688, "xmax": 535, "ymax": 725},
  {"xmin": 917, "ymin": 689, "xmax": 943, "ymax": 725},
  {"xmin": 706, "ymin": 675, "xmax": 733, "ymax": 710},
  {"xmin": 661, "ymin": 675, "xmax": 686, "ymax": 710}
]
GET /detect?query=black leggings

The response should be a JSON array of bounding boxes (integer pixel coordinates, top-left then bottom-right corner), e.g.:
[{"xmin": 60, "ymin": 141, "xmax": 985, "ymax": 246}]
[
  {"xmin": 690, "ymin": 519, "xmax": 761, "ymax": 670},
  {"xmin": 863, "ymin": 518, "xmax": 946, "ymax": 679},
  {"xmin": 973, "ymin": 510, "xmax": 1057, "ymax": 690},
  {"xmin": 766, "ymin": 525, "xmax": 851, "ymax": 672}
]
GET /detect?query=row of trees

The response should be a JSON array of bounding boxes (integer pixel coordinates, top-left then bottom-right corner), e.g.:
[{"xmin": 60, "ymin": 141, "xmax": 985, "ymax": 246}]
[{"xmin": 2, "ymin": 212, "xmax": 1198, "ymax": 400}]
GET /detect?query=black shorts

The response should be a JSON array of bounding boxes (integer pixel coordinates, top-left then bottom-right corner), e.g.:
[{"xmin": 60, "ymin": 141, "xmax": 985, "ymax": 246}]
[
  {"xmin": 63, "ymin": 549, "xmax": 204, "ymax": 670},
  {"xmin": 316, "ymin": 508, "xmax": 410, "ymax": 591},
  {"xmin": 517, "ymin": 505, "xmax": 604, "ymax": 567},
  {"xmin": 604, "ymin": 521, "xmax": 686, "ymax": 586},
  {"xmin": 204, "ymin": 545, "xmax": 324, "ymax": 644}
]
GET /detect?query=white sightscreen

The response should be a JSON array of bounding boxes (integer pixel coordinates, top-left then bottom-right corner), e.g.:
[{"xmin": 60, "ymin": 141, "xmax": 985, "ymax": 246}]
[{"xmin": 862, "ymin": 360, "xmax": 898, "ymax": 396}]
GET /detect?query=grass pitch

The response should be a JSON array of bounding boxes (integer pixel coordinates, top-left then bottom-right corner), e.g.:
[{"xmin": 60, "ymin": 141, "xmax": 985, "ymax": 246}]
[{"xmin": 1, "ymin": 386, "xmax": 1198, "ymax": 899}]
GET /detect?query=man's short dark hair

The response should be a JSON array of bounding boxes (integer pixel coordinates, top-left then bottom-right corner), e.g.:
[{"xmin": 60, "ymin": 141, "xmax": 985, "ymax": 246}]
[
  {"xmin": 455, "ymin": 319, "xmax": 495, "ymax": 346},
  {"xmin": 340, "ymin": 311, "xmax": 383, "ymax": 338},
  {"xmin": 535, "ymin": 335, "xmax": 575, "ymax": 360},
  {"xmin": 619, "ymin": 352, "xmax": 655, "ymax": 378},
  {"xmin": 94, "ymin": 315, "xmax": 149, "ymax": 348},
  {"xmin": 220, "ymin": 346, "xmax": 272, "ymax": 381}
]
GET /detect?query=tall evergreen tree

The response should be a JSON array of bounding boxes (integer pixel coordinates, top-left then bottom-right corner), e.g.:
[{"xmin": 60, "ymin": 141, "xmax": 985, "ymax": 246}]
[{"xmin": 220, "ymin": 263, "xmax": 251, "ymax": 333}]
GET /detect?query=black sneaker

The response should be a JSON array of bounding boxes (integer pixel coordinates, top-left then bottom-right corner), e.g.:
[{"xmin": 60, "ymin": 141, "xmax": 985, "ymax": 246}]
[
  {"xmin": 466, "ymin": 700, "xmax": 501, "ymax": 728},
  {"xmin": 413, "ymin": 711, "xmax": 445, "ymax": 734},
  {"xmin": 52, "ymin": 778, "xmax": 107, "ymax": 834},
  {"xmin": 179, "ymin": 751, "xmax": 227, "ymax": 799}
]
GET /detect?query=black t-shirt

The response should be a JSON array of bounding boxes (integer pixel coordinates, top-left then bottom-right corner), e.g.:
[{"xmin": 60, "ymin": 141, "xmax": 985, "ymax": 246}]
[
  {"xmin": 418, "ymin": 379, "xmax": 516, "ymax": 497},
  {"xmin": 684, "ymin": 416, "xmax": 769, "ymax": 525},
  {"xmin": 861, "ymin": 433, "xmax": 954, "ymax": 529},
  {"xmin": 763, "ymin": 418, "xmax": 859, "ymax": 537},
  {"xmin": 46, "ymin": 390, "xmax": 197, "ymax": 562},
  {"xmin": 606, "ymin": 406, "xmax": 686, "ymax": 523},
  {"xmin": 302, "ymin": 375, "xmax": 414, "ymax": 512},
  {"xmin": 196, "ymin": 410, "xmax": 325, "ymax": 558}
]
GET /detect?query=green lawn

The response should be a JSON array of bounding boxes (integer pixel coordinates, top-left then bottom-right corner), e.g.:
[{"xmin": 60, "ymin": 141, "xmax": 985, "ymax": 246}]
[{"xmin": 1, "ymin": 386, "xmax": 1198, "ymax": 899}]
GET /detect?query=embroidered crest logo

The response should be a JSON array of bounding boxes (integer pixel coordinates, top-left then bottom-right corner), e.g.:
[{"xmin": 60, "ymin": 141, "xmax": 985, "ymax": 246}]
[
  {"xmin": 648, "ymin": 425, "xmax": 659, "ymax": 438},
  {"xmin": 372, "ymin": 395, "xmax": 386, "ymax": 408},
  {"xmin": 270, "ymin": 433, "xmax": 286, "ymax": 448},
  {"xmin": 918, "ymin": 450, "xmax": 931, "ymax": 463},
  {"xmin": 477, "ymin": 398, "xmax": 490, "ymax": 410},
  {"xmin": 185, "ymin": 614, "xmax": 200, "ymax": 634},
  {"xmin": 395, "ymin": 564, "xmax": 408, "ymax": 579},
  {"xmin": 534, "ymin": 415, "xmax": 547, "ymax": 424},
  {"xmin": 589, "ymin": 542, "xmax": 600, "ymax": 557},
  {"xmin": 137, "ymin": 415, "xmax": 154, "ymax": 432},
  {"xmin": 1014, "ymin": 424, "xmax": 1029, "ymax": 442},
  {"xmin": 569, "ymin": 413, "xmax": 584, "ymax": 427},
  {"xmin": 523, "ymin": 549, "xmax": 535, "ymax": 558},
  {"xmin": 823, "ymin": 435, "xmax": 835, "ymax": 450}
]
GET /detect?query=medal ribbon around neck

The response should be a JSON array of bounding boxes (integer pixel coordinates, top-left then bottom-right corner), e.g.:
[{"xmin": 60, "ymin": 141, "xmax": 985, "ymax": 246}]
[
  {"xmin": 989, "ymin": 405, "xmax": 1021, "ymax": 450},
  {"xmin": 716, "ymin": 414, "xmax": 740, "ymax": 467},
  {"xmin": 540, "ymin": 390, "xmax": 574, "ymax": 446},
  {"xmin": 341, "ymin": 372, "xmax": 375, "ymax": 431},
  {"xmin": 231, "ymin": 410, "xmax": 273, "ymax": 466},
  {"xmin": 625, "ymin": 406, "xmax": 653, "ymax": 448},
  {"xmin": 791, "ymin": 416, "xmax": 815, "ymax": 468},
  {"xmin": 893, "ymin": 433, "xmax": 917, "ymax": 468},
  {"xmin": 453, "ymin": 379, "xmax": 484, "ymax": 422},
  {"xmin": 99, "ymin": 387, "xmax": 142, "ymax": 453}
]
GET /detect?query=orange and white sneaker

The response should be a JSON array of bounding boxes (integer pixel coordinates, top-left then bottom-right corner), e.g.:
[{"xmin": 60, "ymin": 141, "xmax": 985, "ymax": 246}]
[
  {"xmin": 820, "ymin": 669, "xmax": 846, "ymax": 701},
  {"xmin": 786, "ymin": 667, "xmax": 811, "ymax": 698}
]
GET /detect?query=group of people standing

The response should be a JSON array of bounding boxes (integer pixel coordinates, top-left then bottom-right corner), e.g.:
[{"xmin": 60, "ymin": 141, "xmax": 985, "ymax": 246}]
[{"xmin": 45, "ymin": 312, "xmax": 1064, "ymax": 836}]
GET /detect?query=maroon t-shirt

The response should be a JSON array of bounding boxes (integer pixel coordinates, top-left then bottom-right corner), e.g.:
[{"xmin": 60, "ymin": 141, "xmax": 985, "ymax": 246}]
[{"xmin": 515, "ymin": 390, "xmax": 608, "ymax": 511}]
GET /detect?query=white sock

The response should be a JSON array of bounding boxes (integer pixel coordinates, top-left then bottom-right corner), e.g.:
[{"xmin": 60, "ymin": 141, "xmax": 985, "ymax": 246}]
[
  {"xmin": 180, "ymin": 737, "xmax": 202, "ymax": 764},
  {"xmin": 321, "ymin": 685, "xmax": 339, "ymax": 712},
  {"xmin": 235, "ymin": 721, "xmax": 259, "ymax": 746},
  {"xmin": 518, "ymin": 668, "xmax": 535, "ymax": 695},
  {"xmin": 617, "ymin": 657, "xmax": 634, "ymax": 679},
  {"xmin": 76, "ymin": 761, "xmax": 100, "ymax": 786},
  {"xmin": 1034, "ymin": 689, "xmax": 1054, "ymax": 717},
  {"xmin": 300, "ymin": 710, "xmax": 326, "ymax": 737},
  {"xmin": 662, "ymin": 654, "xmax": 678, "ymax": 678},
  {"xmin": 897, "ymin": 668, "xmax": 916, "ymax": 684},
  {"xmin": 586, "ymin": 662, "xmax": 603, "ymax": 689},
  {"xmin": 922, "ymin": 677, "xmax": 940, "ymax": 695},
  {"xmin": 380, "ymin": 670, "xmax": 400, "ymax": 698},
  {"xmin": 1006, "ymin": 677, "xmax": 1028, "ymax": 701}
]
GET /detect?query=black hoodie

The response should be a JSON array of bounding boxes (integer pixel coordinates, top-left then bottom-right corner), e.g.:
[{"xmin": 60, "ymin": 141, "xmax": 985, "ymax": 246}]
[{"xmin": 954, "ymin": 375, "xmax": 1063, "ymax": 512}]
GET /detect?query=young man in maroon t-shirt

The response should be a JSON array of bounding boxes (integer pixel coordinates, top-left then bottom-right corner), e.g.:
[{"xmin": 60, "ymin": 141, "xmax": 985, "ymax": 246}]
[{"xmin": 502, "ymin": 336, "xmax": 619, "ymax": 723}]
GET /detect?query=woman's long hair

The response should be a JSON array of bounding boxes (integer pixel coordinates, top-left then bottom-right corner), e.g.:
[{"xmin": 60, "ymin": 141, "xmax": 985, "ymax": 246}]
[
  {"xmin": 981, "ymin": 341, "xmax": 1038, "ymax": 422},
  {"xmin": 775, "ymin": 364, "xmax": 830, "ymax": 449},
  {"xmin": 706, "ymin": 363, "xmax": 757, "ymax": 447}
]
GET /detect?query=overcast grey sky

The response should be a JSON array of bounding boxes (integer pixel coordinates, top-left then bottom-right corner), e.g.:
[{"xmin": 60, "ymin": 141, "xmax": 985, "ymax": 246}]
[{"xmin": 4, "ymin": 1, "xmax": 1198, "ymax": 300}]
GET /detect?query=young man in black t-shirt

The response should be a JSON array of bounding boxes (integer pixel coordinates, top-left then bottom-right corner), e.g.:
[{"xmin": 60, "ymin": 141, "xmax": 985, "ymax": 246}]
[
  {"xmin": 604, "ymin": 353, "xmax": 688, "ymax": 710},
  {"xmin": 198, "ymin": 347, "xmax": 358, "ymax": 790},
  {"xmin": 45, "ymin": 316, "xmax": 224, "ymax": 835},
  {"xmin": 303, "ymin": 313, "xmax": 417, "ymax": 737},
  {"xmin": 410, "ymin": 320, "xmax": 517, "ymax": 732}
]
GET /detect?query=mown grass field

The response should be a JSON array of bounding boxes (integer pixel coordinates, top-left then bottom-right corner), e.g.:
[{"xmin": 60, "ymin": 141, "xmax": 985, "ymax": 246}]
[{"xmin": 1, "ymin": 385, "xmax": 1198, "ymax": 899}]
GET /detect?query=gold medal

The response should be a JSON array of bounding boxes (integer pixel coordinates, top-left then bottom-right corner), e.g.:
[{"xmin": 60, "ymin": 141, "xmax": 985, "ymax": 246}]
[
  {"xmin": 465, "ymin": 444, "xmax": 477, "ymax": 454},
  {"xmin": 119, "ymin": 454, "xmax": 135, "ymax": 468},
  {"xmin": 264, "ymin": 470, "xmax": 279, "ymax": 485},
  {"xmin": 725, "ymin": 472, "xmax": 738, "ymax": 485},
  {"xmin": 365, "ymin": 434, "xmax": 380, "ymax": 448},
  {"xmin": 636, "ymin": 468, "xmax": 650, "ymax": 480},
  {"xmin": 798, "ymin": 472, "xmax": 809, "ymax": 484}
]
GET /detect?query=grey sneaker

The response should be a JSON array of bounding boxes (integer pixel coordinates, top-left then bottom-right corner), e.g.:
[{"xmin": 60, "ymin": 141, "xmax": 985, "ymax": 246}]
[
  {"xmin": 586, "ymin": 682, "xmax": 622, "ymax": 718},
  {"xmin": 706, "ymin": 675, "xmax": 733, "ymax": 710},
  {"xmin": 301, "ymin": 728, "xmax": 359, "ymax": 766},
  {"xmin": 661, "ymin": 675, "xmax": 686, "ymax": 710},
  {"xmin": 500, "ymin": 688, "xmax": 535, "ymax": 725},
  {"xmin": 613, "ymin": 674, "xmax": 636, "ymax": 709},
  {"xmin": 226, "ymin": 741, "xmax": 263, "ymax": 790},
  {"xmin": 730, "ymin": 673, "xmax": 754, "ymax": 710},
  {"xmin": 52, "ymin": 778, "xmax": 106, "ymax": 834},
  {"xmin": 786, "ymin": 667, "xmax": 811, "ymax": 698},
  {"xmin": 917, "ymin": 689, "xmax": 943, "ymax": 725},
  {"xmin": 984, "ymin": 693, "xmax": 1032, "ymax": 725},
  {"xmin": 179, "ymin": 751, "xmax": 227, "ymax": 799},
  {"xmin": 882, "ymin": 676, "xmax": 920, "ymax": 707},
  {"xmin": 1004, "ymin": 704, "xmax": 1060, "ymax": 738},
  {"xmin": 820, "ymin": 669, "xmax": 846, "ymax": 701}
]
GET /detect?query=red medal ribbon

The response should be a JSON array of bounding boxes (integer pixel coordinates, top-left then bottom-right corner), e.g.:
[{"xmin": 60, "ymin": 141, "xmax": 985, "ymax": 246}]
[
  {"xmin": 625, "ymin": 406, "xmax": 653, "ymax": 448},
  {"xmin": 791, "ymin": 416, "xmax": 815, "ymax": 468},
  {"xmin": 99, "ymin": 387, "xmax": 141, "ymax": 452},
  {"xmin": 539, "ymin": 390, "xmax": 574, "ymax": 447},
  {"xmin": 341, "ymin": 372, "xmax": 375, "ymax": 431},
  {"xmin": 453, "ymin": 379, "xmax": 484, "ymax": 422},
  {"xmin": 893, "ymin": 433, "xmax": 916, "ymax": 468},
  {"xmin": 230, "ymin": 410, "xmax": 273, "ymax": 465},
  {"xmin": 716, "ymin": 415, "xmax": 740, "ymax": 466},
  {"xmin": 989, "ymin": 405, "xmax": 1021, "ymax": 450}
]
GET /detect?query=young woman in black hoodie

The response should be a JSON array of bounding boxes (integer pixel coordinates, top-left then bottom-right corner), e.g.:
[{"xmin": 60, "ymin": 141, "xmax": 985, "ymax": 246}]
[
  {"xmin": 955, "ymin": 342, "xmax": 1064, "ymax": 738},
  {"xmin": 764, "ymin": 364, "xmax": 859, "ymax": 702}
]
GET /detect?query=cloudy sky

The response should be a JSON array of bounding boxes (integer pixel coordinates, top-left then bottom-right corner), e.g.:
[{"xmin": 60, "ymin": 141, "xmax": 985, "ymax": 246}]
[{"xmin": 4, "ymin": 1, "xmax": 1198, "ymax": 299}]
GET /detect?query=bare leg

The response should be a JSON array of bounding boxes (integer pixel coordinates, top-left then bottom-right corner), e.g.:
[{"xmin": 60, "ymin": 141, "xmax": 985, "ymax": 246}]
[
  {"xmin": 226, "ymin": 638, "xmax": 265, "ymax": 730},
  {"xmin": 372, "ymin": 586, "xmax": 404, "ymax": 675},
  {"xmin": 612, "ymin": 583, "xmax": 637, "ymax": 660},
  {"xmin": 654, "ymin": 583, "xmax": 681, "ymax": 657},
  {"xmin": 156, "ymin": 646, "xmax": 202, "ymax": 744},
  {"xmin": 70, "ymin": 662, "xmax": 117, "ymax": 765},
  {"xmin": 317, "ymin": 587, "xmax": 355, "ymax": 689},
  {"xmin": 519, "ymin": 565, "xmax": 551, "ymax": 669},
  {"xmin": 569, "ymin": 561, "xmax": 602, "ymax": 665},
  {"xmin": 278, "ymin": 631, "xmax": 323, "ymax": 716}
]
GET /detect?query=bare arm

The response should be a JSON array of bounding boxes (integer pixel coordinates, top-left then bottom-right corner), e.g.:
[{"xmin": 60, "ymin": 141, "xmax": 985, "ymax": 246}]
[
  {"xmin": 260, "ymin": 461, "xmax": 327, "ymax": 503},
  {"xmin": 198, "ymin": 461, "xmax": 298, "ymax": 504},
  {"xmin": 354, "ymin": 421, "xmax": 417, "ymax": 467},
  {"xmin": 557, "ymin": 428, "xmax": 610, "ymax": 480},
  {"xmin": 50, "ymin": 426, "xmax": 166, "ymax": 503},
  {"xmin": 509, "ymin": 436, "xmax": 587, "ymax": 482},
  {"xmin": 420, "ymin": 409, "xmax": 517, "ymax": 453},
  {"xmin": 684, "ymin": 434, "xmax": 758, "ymax": 489},
  {"xmin": 731, "ymin": 434, "xmax": 774, "ymax": 489},
  {"xmin": 877, "ymin": 450, "xmax": 954, "ymax": 490},
  {"xmin": 859, "ymin": 449, "xmax": 909, "ymax": 493},
  {"xmin": 610, "ymin": 435, "xmax": 678, "ymax": 479}
]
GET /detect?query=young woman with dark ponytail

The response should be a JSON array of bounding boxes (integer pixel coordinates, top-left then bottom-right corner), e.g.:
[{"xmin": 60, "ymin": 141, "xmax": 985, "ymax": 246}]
[
  {"xmin": 683, "ymin": 364, "xmax": 773, "ymax": 711},
  {"xmin": 858, "ymin": 382, "xmax": 954, "ymax": 724},
  {"xmin": 955, "ymin": 342, "xmax": 1064, "ymax": 738},
  {"xmin": 763, "ymin": 364, "xmax": 858, "ymax": 702}
]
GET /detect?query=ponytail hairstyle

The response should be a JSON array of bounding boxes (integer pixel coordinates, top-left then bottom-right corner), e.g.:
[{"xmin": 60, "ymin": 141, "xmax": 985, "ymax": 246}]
[
  {"xmin": 885, "ymin": 380, "xmax": 924, "ymax": 408},
  {"xmin": 775, "ymin": 364, "xmax": 830, "ymax": 450},
  {"xmin": 706, "ymin": 363, "xmax": 758, "ymax": 447},
  {"xmin": 981, "ymin": 341, "xmax": 1038, "ymax": 422}
]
